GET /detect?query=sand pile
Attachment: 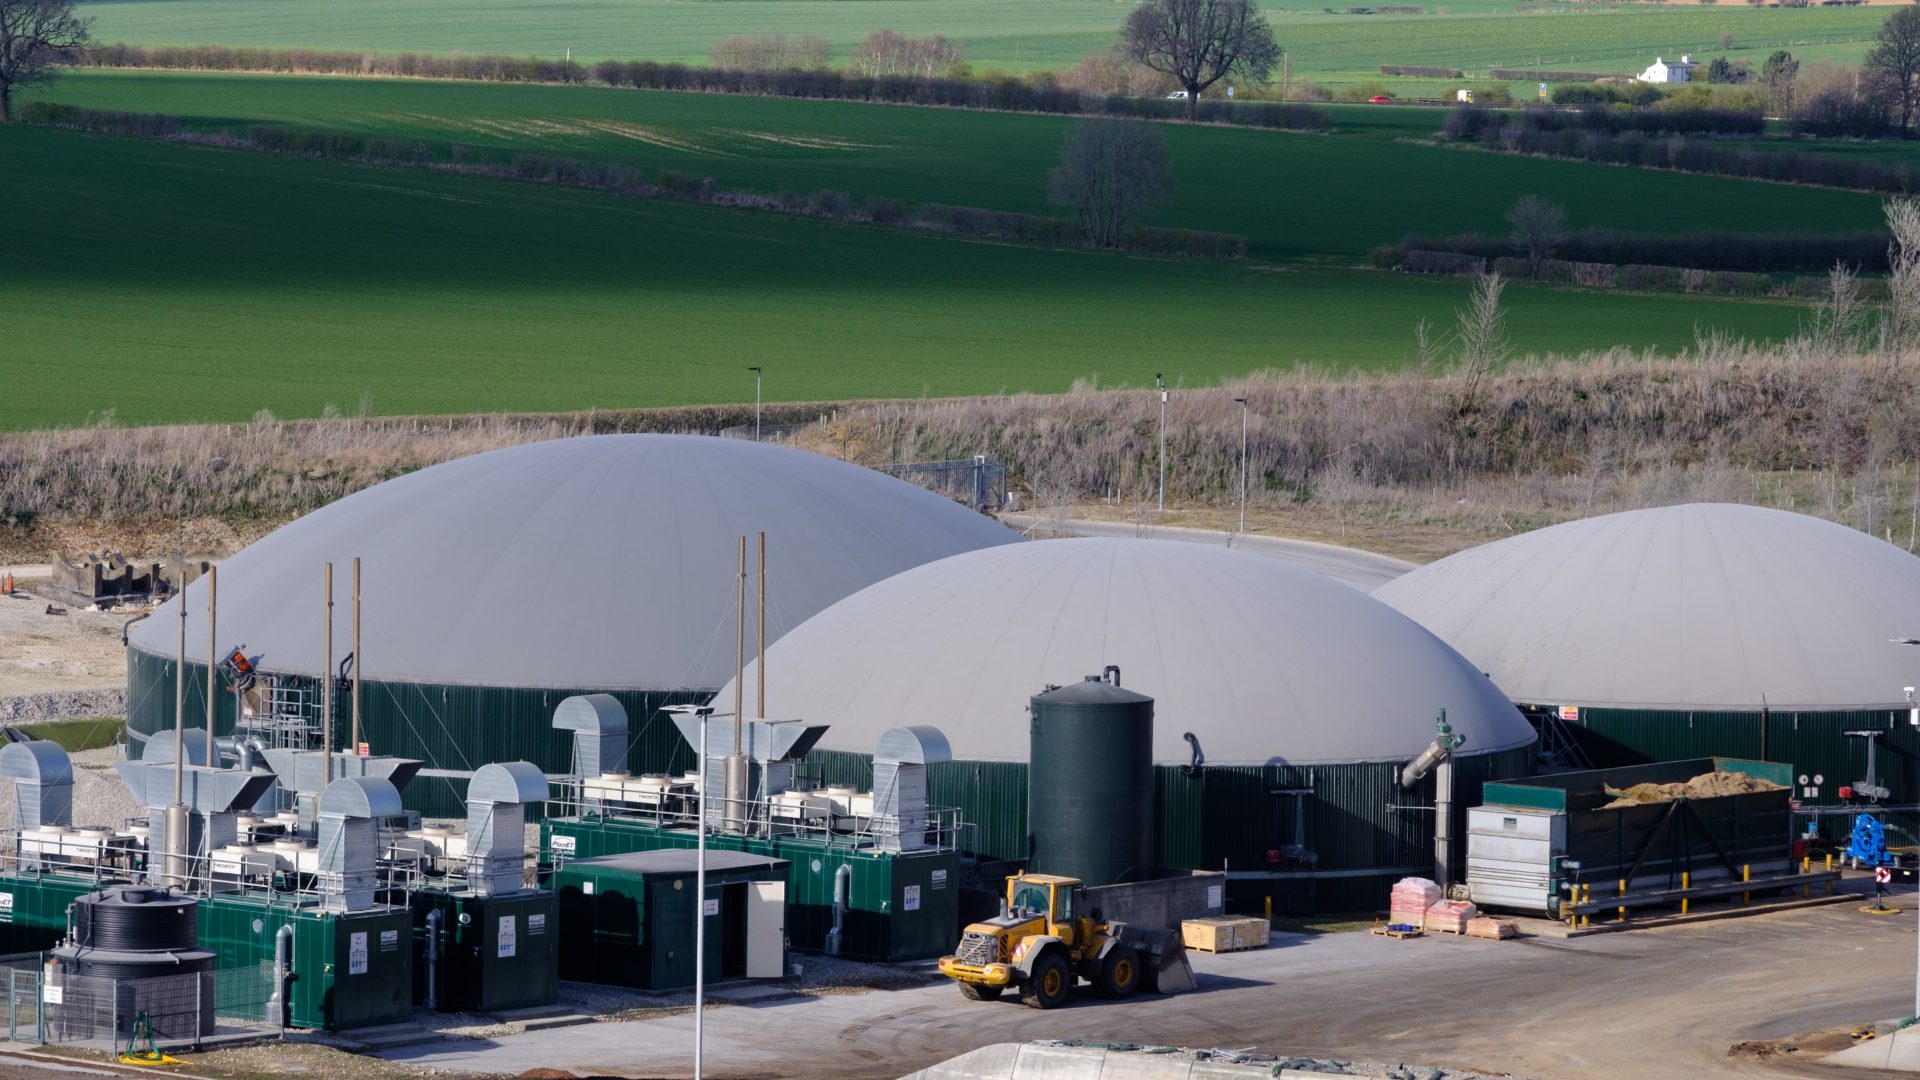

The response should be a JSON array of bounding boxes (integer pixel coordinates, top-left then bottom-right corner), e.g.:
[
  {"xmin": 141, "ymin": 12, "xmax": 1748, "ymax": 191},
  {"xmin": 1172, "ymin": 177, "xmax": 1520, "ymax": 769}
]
[{"xmin": 1603, "ymin": 770, "xmax": 1783, "ymax": 808}]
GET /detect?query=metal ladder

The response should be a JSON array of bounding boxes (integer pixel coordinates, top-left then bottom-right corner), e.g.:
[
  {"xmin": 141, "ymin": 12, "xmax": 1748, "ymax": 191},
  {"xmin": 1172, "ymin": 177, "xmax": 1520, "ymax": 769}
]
[{"xmin": 1532, "ymin": 710, "xmax": 1593, "ymax": 772}]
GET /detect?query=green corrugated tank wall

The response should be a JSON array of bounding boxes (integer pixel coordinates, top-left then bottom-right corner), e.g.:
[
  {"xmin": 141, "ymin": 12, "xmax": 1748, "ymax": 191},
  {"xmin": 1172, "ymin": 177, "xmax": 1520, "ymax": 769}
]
[
  {"xmin": 543, "ymin": 818, "xmax": 959, "ymax": 962},
  {"xmin": 197, "ymin": 896, "xmax": 412, "ymax": 1030},
  {"xmin": 811, "ymin": 745, "xmax": 1534, "ymax": 915},
  {"xmin": 1569, "ymin": 706, "xmax": 1918, "ymax": 841},
  {"xmin": 127, "ymin": 649, "xmax": 702, "ymax": 816}
]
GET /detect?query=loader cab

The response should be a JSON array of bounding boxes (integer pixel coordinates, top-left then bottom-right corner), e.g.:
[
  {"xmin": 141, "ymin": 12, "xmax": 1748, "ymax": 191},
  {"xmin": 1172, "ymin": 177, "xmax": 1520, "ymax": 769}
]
[{"xmin": 1007, "ymin": 873, "xmax": 1082, "ymax": 944}]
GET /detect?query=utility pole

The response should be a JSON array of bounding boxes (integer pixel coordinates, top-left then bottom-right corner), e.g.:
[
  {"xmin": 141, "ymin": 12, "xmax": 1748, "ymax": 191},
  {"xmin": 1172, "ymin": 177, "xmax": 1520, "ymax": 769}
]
[
  {"xmin": 1233, "ymin": 397, "xmax": 1250, "ymax": 535},
  {"xmin": 1156, "ymin": 373, "xmax": 1167, "ymax": 513},
  {"xmin": 747, "ymin": 367, "xmax": 764, "ymax": 440},
  {"xmin": 352, "ymin": 557, "xmax": 362, "ymax": 756}
]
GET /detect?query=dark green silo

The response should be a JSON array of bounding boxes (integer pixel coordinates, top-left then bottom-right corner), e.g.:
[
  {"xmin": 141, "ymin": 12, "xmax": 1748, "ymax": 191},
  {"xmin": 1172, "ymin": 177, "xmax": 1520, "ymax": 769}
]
[{"xmin": 1027, "ymin": 669, "xmax": 1155, "ymax": 886}]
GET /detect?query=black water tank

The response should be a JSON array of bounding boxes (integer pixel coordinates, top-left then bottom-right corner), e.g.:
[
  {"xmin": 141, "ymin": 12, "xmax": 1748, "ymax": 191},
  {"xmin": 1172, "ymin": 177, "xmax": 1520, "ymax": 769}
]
[
  {"xmin": 53, "ymin": 885, "xmax": 216, "ymax": 1040},
  {"xmin": 1028, "ymin": 670, "xmax": 1154, "ymax": 887}
]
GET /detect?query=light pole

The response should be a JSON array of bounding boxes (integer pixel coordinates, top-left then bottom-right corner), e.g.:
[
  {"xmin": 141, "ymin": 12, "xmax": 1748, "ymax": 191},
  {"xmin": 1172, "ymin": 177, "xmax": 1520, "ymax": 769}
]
[
  {"xmin": 1232, "ymin": 396, "xmax": 1249, "ymax": 535},
  {"xmin": 1156, "ymin": 373, "xmax": 1167, "ymax": 513},
  {"xmin": 1890, "ymin": 636, "xmax": 1920, "ymax": 1019},
  {"xmin": 747, "ymin": 366, "xmax": 763, "ymax": 440},
  {"xmin": 665, "ymin": 702, "xmax": 716, "ymax": 1079}
]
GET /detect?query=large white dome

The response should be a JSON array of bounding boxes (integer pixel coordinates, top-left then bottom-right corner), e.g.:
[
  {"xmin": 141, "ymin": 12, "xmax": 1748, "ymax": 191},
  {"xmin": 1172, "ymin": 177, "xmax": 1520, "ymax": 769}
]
[
  {"xmin": 725, "ymin": 537, "xmax": 1534, "ymax": 765},
  {"xmin": 1373, "ymin": 503, "xmax": 1920, "ymax": 711},
  {"xmin": 128, "ymin": 434, "xmax": 1019, "ymax": 690}
]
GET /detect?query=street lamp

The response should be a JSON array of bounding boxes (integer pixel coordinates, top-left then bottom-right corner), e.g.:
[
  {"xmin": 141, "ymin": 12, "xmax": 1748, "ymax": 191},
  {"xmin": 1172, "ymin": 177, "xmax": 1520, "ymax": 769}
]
[
  {"xmin": 1232, "ymin": 396, "xmax": 1249, "ymax": 535},
  {"xmin": 665, "ymin": 702, "xmax": 716, "ymax": 1079},
  {"xmin": 746, "ymin": 367, "xmax": 764, "ymax": 440},
  {"xmin": 1156, "ymin": 373, "xmax": 1167, "ymax": 513},
  {"xmin": 1890, "ymin": 637, "xmax": 1920, "ymax": 1019}
]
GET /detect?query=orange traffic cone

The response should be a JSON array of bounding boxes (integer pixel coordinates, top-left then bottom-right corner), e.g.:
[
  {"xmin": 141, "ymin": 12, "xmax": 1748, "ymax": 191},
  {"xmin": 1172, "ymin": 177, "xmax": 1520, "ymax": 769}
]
[{"xmin": 2, "ymin": 573, "xmax": 12, "ymax": 595}]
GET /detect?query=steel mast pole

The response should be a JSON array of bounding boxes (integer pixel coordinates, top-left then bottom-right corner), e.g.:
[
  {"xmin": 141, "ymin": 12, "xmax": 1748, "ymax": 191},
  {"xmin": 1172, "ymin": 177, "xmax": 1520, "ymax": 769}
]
[
  {"xmin": 322, "ymin": 562, "xmax": 334, "ymax": 785},
  {"xmin": 694, "ymin": 710, "xmax": 708, "ymax": 1080},
  {"xmin": 206, "ymin": 565, "xmax": 218, "ymax": 769},
  {"xmin": 1156, "ymin": 373, "xmax": 1166, "ymax": 513},
  {"xmin": 352, "ymin": 557, "xmax": 362, "ymax": 756}
]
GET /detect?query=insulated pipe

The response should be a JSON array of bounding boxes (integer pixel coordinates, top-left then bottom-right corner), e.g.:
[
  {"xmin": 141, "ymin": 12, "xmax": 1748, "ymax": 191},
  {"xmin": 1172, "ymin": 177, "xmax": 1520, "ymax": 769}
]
[
  {"xmin": 270, "ymin": 923, "xmax": 294, "ymax": 1031},
  {"xmin": 351, "ymin": 557, "xmax": 362, "ymax": 756},
  {"xmin": 206, "ymin": 566, "xmax": 217, "ymax": 771},
  {"xmin": 322, "ymin": 563, "xmax": 334, "ymax": 785},
  {"xmin": 826, "ymin": 863, "xmax": 850, "ymax": 957},
  {"xmin": 423, "ymin": 908, "xmax": 442, "ymax": 1011}
]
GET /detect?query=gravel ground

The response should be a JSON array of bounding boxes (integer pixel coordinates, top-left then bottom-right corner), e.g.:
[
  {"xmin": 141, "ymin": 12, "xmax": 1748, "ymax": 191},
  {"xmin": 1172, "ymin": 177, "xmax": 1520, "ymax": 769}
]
[
  {"xmin": 0, "ymin": 587, "xmax": 131, "ymax": 702},
  {"xmin": 0, "ymin": 689, "xmax": 125, "ymax": 725},
  {"xmin": 177, "ymin": 1038, "xmax": 513, "ymax": 1079}
]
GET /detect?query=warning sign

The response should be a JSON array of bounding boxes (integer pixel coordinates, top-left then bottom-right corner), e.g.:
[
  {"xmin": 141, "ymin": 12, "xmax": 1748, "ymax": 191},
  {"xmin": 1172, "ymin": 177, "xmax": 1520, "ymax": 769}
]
[
  {"xmin": 349, "ymin": 932, "xmax": 368, "ymax": 975},
  {"xmin": 529, "ymin": 913, "xmax": 546, "ymax": 935},
  {"xmin": 903, "ymin": 885, "xmax": 921, "ymax": 912},
  {"xmin": 380, "ymin": 929, "xmax": 400, "ymax": 952},
  {"xmin": 1558, "ymin": 706, "xmax": 1580, "ymax": 722},
  {"xmin": 498, "ymin": 915, "xmax": 517, "ymax": 958},
  {"xmin": 931, "ymin": 869, "xmax": 948, "ymax": 890},
  {"xmin": 1878, "ymin": 866, "xmax": 1893, "ymax": 885}
]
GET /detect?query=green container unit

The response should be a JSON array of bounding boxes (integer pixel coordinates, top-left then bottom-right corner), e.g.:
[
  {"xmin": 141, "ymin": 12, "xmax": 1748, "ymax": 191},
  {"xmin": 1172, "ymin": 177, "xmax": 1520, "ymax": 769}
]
[
  {"xmin": 410, "ymin": 890, "xmax": 558, "ymax": 1013},
  {"xmin": 552, "ymin": 850, "xmax": 788, "ymax": 991},
  {"xmin": 0, "ymin": 874, "xmax": 97, "ymax": 954},
  {"xmin": 198, "ymin": 895, "xmax": 413, "ymax": 1031},
  {"xmin": 544, "ymin": 818, "xmax": 960, "ymax": 962},
  {"xmin": 1481, "ymin": 756, "xmax": 1796, "ymax": 891}
]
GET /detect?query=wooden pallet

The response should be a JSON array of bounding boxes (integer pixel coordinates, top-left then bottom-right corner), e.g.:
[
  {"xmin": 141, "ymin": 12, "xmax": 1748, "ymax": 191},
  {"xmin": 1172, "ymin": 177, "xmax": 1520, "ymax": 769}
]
[{"xmin": 1370, "ymin": 924, "xmax": 1424, "ymax": 939}]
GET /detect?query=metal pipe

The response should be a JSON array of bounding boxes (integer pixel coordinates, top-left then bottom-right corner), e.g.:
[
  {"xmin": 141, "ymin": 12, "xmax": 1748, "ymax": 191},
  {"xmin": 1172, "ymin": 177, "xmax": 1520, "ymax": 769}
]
[
  {"xmin": 322, "ymin": 562, "xmax": 334, "ymax": 785},
  {"xmin": 169, "ymin": 577, "xmax": 188, "ymax": 886},
  {"xmin": 423, "ymin": 908, "xmax": 442, "ymax": 1011},
  {"xmin": 826, "ymin": 863, "xmax": 850, "ymax": 957},
  {"xmin": 695, "ymin": 712, "xmax": 707, "ymax": 1080},
  {"xmin": 352, "ymin": 557, "xmax": 362, "ymax": 757},
  {"xmin": 270, "ymin": 924, "xmax": 294, "ymax": 1031},
  {"xmin": 1156, "ymin": 374, "xmax": 1166, "ymax": 513},
  {"xmin": 725, "ymin": 538, "xmax": 747, "ymax": 830},
  {"xmin": 206, "ymin": 565, "xmax": 217, "ymax": 769},
  {"xmin": 757, "ymin": 532, "xmax": 766, "ymax": 721}
]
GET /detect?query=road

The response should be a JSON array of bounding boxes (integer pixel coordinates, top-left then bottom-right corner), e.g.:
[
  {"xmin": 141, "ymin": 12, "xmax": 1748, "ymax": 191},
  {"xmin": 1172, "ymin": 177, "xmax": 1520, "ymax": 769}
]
[
  {"xmin": 382, "ymin": 886, "xmax": 1916, "ymax": 1080},
  {"xmin": 1002, "ymin": 516, "xmax": 1413, "ymax": 591}
]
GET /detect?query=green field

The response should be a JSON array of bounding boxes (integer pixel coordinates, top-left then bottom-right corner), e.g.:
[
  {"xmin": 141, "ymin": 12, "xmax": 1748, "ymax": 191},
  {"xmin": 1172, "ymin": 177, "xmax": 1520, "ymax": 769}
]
[
  {"xmin": 37, "ymin": 70, "xmax": 1888, "ymax": 265},
  {"xmin": 2, "ymin": 122, "xmax": 1814, "ymax": 431},
  {"xmin": 73, "ymin": 0, "xmax": 1884, "ymax": 78}
]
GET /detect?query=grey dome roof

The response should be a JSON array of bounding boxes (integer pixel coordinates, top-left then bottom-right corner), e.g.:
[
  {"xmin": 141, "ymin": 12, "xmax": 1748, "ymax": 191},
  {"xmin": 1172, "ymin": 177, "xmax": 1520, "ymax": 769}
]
[
  {"xmin": 723, "ymin": 538, "xmax": 1534, "ymax": 766},
  {"xmin": 129, "ymin": 434, "xmax": 1018, "ymax": 690},
  {"xmin": 1373, "ymin": 503, "xmax": 1920, "ymax": 711}
]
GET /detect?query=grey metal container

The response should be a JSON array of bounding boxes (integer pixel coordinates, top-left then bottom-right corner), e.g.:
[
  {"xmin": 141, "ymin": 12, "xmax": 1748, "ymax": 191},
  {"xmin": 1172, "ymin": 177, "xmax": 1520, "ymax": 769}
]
[{"xmin": 1028, "ymin": 672, "xmax": 1154, "ymax": 887}]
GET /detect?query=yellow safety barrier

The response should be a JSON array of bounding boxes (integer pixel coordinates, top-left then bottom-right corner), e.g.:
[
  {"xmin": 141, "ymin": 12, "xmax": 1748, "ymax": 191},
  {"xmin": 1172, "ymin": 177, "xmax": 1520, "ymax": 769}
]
[
  {"xmin": 1742, "ymin": 864, "xmax": 1751, "ymax": 905},
  {"xmin": 1617, "ymin": 878, "xmax": 1627, "ymax": 923},
  {"xmin": 1681, "ymin": 872, "xmax": 1691, "ymax": 914}
]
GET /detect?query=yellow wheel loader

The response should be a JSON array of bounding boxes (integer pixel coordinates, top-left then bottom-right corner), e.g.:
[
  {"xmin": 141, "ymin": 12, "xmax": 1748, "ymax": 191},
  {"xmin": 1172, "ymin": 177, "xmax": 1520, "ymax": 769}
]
[{"xmin": 936, "ymin": 872, "xmax": 1145, "ymax": 1009}]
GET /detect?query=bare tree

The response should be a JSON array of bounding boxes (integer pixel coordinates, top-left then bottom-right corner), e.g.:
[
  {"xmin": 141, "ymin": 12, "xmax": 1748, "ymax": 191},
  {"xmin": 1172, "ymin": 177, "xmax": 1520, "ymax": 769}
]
[
  {"xmin": 1122, "ymin": 0, "xmax": 1281, "ymax": 121},
  {"xmin": 1809, "ymin": 261, "xmax": 1867, "ymax": 355},
  {"xmin": 1452, "ymin": 272, "xmax": 1508, "ymax": 414},
  {"xmin": 0, "ymin": 0, "xmax": 91, "ymax": 123},
  {"xmin": 1882, "ymin": 198, "xmax": 1920, "ymax": 357},
  {"xmin": 1048, "ymin": 119, "xmax": 1173, "ymax": 248},
  {"xmin": 1504, "ymin": 194, "xmax": 1566, "ymax": 279},
  {"xmin": 1866, "ymin": 6, "xmax": 1920, "ymax": 135},
  {"xmin": 851, "ymin": 29, "xmax": 964, "ymax": 79}
]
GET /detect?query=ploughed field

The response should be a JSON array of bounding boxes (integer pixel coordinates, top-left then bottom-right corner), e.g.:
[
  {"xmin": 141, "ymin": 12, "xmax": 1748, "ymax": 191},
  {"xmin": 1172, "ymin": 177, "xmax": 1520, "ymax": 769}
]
[
  {"xmin": 1, "ymin": 115, "xmax": 1813, "ymax": 430},
  {"xmin": 72, "ymin": 0, "xmax": 1886, "ymax": 78},
  {"xmin": 40, "ymin": 70, "xmax": 1888, "ymax": 265}
]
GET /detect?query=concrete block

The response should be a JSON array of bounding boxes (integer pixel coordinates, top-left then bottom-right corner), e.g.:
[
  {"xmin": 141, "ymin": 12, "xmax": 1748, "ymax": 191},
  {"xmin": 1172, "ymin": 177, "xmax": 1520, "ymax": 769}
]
[
  {"xmin": 1016, "ymin": 1043, "xmax": 1113, "ymax": 1080},
  {"xmin": 904, "ymin": 1042, "xmax": 1024, "ymax": 1080},
  {"xmin": 1098, "ymin": 1050, "xmax": 1198, "ymax": 1080}
]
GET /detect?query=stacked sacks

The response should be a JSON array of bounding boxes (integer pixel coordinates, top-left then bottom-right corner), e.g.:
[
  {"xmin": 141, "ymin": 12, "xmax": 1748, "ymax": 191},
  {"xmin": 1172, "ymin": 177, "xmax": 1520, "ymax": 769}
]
[
  {"xmin": 1390, "ymin": 877, "xmax": 1443, "ymax": 927},
  {"xmin": 1424, "ymin": 898, "xmax": 1478, "ymax": 934}
]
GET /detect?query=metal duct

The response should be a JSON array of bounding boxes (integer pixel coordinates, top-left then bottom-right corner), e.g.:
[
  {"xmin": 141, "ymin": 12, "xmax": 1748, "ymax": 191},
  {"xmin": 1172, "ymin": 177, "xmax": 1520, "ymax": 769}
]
[
  {"xmin": 670, "ymin": 714, "xmax": 830, "ymax": 829},
  {"xmin": 872, "ymin": 726, "xmax": 951, "ymax": 853},
  {"xmin": 139, "ymin": 729, "xmax": 211, "ymax": 767},
  {"xmin": 113, "ymin": 759, "xmax": 277, "ymax": 876},
  {"xmin": 464, "ymin": 762, "xmax": 549, "ymax": 896},
  {"xmin": 260, "ymin": 749, "xmax": 423, "ymax": 835},
  {"xmin": 553, "ymin": 695, "xmax": 630, "ymax": 778},
  {"xmin": 0, "ymin": 741, "xmax": 73, "ymax": 830},
  {"xmin": 316, "ymin": 776, "xmax": 403, "ymax": 913}
]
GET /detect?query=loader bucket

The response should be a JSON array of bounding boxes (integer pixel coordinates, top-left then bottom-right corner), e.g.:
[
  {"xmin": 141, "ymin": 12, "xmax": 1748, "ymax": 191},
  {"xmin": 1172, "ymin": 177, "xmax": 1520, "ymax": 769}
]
[{"xmin": 1117, "ymin": 926, "xmax": 1195, "ymax": 995}]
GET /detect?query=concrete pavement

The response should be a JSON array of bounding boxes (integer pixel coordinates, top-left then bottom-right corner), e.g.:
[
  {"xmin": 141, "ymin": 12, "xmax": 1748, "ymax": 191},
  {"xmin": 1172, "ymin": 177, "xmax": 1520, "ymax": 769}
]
[
  {"xmin": 1002, "ymin": 516, "xmax": 1413, "ymax": 591},
  {"xmin": 379, "ymin": 894, "xmax": 1917, "ymax": 1080}
]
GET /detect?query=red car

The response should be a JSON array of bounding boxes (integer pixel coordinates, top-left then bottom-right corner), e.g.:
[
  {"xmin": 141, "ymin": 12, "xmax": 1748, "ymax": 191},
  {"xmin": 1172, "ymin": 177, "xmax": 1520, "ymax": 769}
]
[{"xmin": 1368, "ymin": 95, "xmax": 1393, "ymax": 104}]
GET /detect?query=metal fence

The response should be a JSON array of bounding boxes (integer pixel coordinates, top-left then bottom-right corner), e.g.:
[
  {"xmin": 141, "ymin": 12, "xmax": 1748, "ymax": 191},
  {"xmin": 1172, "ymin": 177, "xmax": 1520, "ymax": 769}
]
[
  {"xmin": 882, "ymin": 457, "xmax": 1007, "ymax": 512},
  {"xmin": 0, "ymin": 953, "xmax": 277, "ymax": 1050}
]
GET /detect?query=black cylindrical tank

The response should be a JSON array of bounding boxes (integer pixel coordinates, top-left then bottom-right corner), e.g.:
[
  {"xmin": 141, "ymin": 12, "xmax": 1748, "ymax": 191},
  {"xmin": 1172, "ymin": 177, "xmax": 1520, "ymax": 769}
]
[
  {"xmin": 53, "ymin": 885, "xmax": 216, "ymax": 1040},
  {"xmin": 1028, "ymin": 669, "xmax": 1154, "ymax": 887}
]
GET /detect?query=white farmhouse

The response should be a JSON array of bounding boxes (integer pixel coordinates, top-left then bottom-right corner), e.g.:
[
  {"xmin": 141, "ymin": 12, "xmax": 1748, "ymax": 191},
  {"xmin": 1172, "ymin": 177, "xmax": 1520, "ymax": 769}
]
[{"xmin": 1637, "ymin": 54, "xmax": 1696, "ymax": 83}]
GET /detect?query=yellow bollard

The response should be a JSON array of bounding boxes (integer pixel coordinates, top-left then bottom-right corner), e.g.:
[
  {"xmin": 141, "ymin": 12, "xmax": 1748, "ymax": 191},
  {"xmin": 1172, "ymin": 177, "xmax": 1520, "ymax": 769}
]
[
  {"xmin": 1804, "ymin": 856, "xmax": 1812, "ymax": 898},
  {"xmin": 1827, "ymin": 853, "xmax": 1836, "ymax": 895},
  {"xmin": 1617, "ymin": 878, "xmax": 1627, "ymax": 923},
  {"xmin": 1743, "ymin": 864, "xmax": 1751, "ymax": 906},
  {"xmin": 1265, "ymin": 895, "xmax": 1272, "ymax": 924},
  {"xmin": 1682, "ymin": 872, "xmax": 1691, "ymax": 915}
]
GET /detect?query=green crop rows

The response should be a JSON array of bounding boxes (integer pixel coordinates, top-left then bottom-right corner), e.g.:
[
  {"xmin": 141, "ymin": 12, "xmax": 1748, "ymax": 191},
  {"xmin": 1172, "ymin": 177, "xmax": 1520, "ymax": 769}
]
[
  {"xmin": 1, "ymin": 120, "xmax": 1813, "ymax": 431},
  {"xmin": 73, "ymin": 0, "xmax": 1885, "ymax": 76},
  {"xmin": 39, "ymin": 71, "xmax": 1887, "ymax": 266}
]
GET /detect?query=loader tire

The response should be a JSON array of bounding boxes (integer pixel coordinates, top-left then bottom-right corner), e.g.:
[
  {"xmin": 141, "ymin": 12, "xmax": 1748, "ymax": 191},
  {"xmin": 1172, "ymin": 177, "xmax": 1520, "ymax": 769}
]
[
  {"xmin": 1096, "ymin": 945, "xmax": 1140, "ymax": 999},
  {"xmin": 959, "ymin": 981, "xmax": 1002, "ymax": 1002},
  {"xmin": 1020, "ymin": 951, "xmax": 1071, "ymax": 1010}
]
